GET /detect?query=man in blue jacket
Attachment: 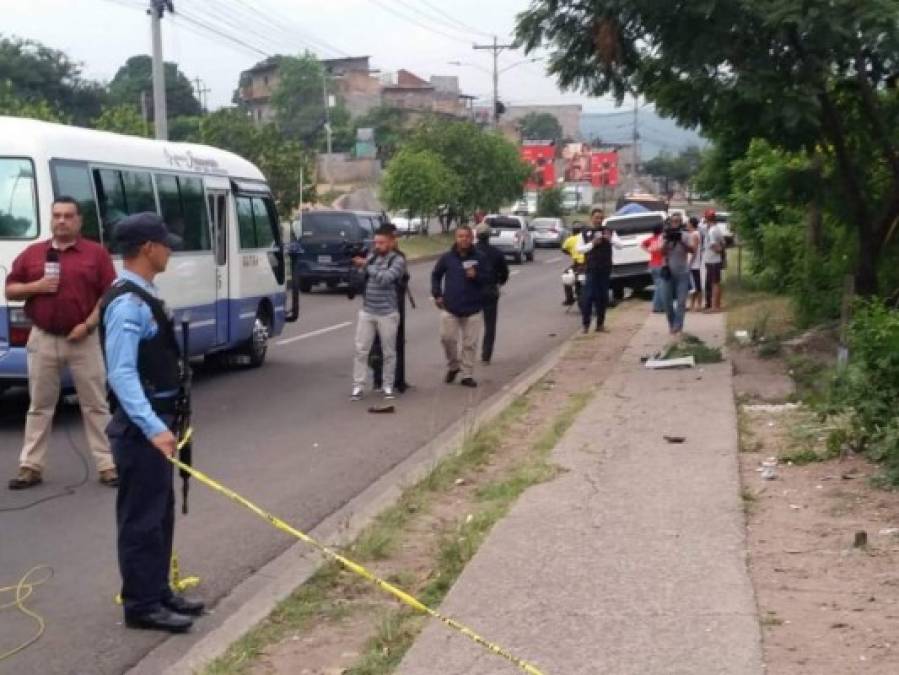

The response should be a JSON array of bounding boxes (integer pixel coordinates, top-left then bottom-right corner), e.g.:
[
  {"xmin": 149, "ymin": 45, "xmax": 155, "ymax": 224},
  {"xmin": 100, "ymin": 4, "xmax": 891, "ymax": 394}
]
[{"xmin": 431, "ymin": 226, "xmax": 487, "ymax": 388}]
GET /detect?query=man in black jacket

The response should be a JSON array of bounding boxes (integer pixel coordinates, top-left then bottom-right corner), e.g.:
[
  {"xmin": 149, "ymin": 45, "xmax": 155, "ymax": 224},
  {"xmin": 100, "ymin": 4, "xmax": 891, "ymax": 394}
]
[
  {"xmin": 431, "ymin": 226, "xmax": 487, "ymax": 387},
  {"xmin": 474, "ymin": 223, "xmax": 510, "ymax": 364}
]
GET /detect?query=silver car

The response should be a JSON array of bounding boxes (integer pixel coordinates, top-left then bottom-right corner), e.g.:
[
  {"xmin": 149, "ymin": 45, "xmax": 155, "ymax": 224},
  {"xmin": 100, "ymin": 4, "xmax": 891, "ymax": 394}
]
[
  {"xmin": 485, "ymin": 214, "xmax": 535, "ymax": 263},
  {"xmin": 530, "ymin": 217, "xmax": 567, "ymax": 247}
]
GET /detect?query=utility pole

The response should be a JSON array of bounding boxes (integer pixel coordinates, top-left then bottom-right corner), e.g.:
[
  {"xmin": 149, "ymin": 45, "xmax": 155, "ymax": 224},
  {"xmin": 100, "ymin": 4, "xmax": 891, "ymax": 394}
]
[
  {"xmin": 139, "ymin": 90, "xmax": 151, "ymax": 136},
  {"xmin": 322, "ymin": 75, "xmax": 332, "ymax": 155},
  {"xmin": 149, "ymin": 0, "xmax": 173, "ymax": 140},
  {"xmin": 193, "ymin": 77, "xmax": 211, "ymax": 114},
  {"xmin": 473, "ymin": 36, "xmax": 514, "ymax": 130},
  {"xmin": 631, "ymin": 94, "xmax": 640, "ymax": 176}
]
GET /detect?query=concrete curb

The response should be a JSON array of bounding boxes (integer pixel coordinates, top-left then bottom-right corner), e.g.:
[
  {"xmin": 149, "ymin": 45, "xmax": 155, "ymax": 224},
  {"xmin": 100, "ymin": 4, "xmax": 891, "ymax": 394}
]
[{"xmin": 128, "ymin": 330, "xmax": 576, "ymax": 675}]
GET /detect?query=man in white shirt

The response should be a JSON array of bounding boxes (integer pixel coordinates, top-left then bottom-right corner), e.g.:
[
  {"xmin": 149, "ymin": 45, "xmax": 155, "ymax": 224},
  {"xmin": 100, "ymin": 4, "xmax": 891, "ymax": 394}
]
[{"xmin": 703, "ymin": 210, "xmax": 725, "ymax": 311}]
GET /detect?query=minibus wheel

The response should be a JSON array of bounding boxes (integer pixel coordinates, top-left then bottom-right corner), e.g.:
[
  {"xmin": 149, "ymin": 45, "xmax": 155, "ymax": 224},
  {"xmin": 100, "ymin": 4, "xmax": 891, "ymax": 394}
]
[{"xmin": 244, "ymin": 308, "xmax": 271, "ymax": 367}]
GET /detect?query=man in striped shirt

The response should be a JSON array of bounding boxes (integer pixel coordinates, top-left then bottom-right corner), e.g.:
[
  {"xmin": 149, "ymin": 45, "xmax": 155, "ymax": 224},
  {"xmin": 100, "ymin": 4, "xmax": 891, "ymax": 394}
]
[{"xmin": 350, "ymin": 226, "xmax": 407, "ymax": 401}]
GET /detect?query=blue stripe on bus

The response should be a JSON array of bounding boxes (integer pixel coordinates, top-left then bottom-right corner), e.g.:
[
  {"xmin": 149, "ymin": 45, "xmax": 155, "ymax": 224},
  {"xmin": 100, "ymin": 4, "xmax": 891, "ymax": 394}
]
[{"xmin": 0, "ymin": 293, "xmax": 286, "ymax": 382}]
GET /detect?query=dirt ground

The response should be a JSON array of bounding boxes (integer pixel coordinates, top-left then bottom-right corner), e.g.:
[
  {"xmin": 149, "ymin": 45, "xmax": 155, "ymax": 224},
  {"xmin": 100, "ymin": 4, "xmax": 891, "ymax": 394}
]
[
  {"xmin": 248, "ymin": 301, "xmax": 649, "ymax": 674},
  {"xmin": 734, "ymin": 345, "xmax": 899, "ymax": 674}
]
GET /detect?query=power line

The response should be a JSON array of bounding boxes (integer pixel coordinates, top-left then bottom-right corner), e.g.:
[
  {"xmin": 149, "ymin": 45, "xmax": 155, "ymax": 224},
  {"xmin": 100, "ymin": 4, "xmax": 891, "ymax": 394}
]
[
  {"xmin": 171, "ymin": 11, "xmax": 273, "ymax": 57},
  {"xmin": 386, "ymin": 0, "xmax": 477, "ymax": 40},
  {"xmin": 184, "ymin": 2, "xmax": 299, "ymax": 55},
  {"xmin": 228, "ymin": 0, "xmax": 351, "ymax": 58},
  {"xmin": 418, "ymin": 0, "xmax": 493, "ymax": 38},
  {"xmin": 366, "ymin": 0, "xmax": 470, "ymax": 43}
]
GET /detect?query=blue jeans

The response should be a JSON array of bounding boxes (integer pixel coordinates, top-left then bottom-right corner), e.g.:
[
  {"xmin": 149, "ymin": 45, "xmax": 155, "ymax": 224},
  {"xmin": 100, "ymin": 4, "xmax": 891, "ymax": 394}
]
[
  {"xmin": 662, "ymin": 270, "xmax": 691, "ymax": 332},
  {"xmin": 649, "ymin": 267, "xmax": 665, "ymax": 312},
  {"xmin": 581, "ymin": 269, "xmax": 610, "ymax": 329}
]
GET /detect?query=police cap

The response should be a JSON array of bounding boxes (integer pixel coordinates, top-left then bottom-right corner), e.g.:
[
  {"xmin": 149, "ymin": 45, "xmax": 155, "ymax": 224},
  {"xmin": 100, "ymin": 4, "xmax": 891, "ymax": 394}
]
[{"xmin": 114, "ymin": 212, "xmax": 182, "ymax": 250}]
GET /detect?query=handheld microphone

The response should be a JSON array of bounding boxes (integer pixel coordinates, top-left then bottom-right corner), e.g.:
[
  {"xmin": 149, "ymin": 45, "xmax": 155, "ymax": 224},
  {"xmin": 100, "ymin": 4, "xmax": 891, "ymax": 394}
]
[{"xmin": 45, "ymin": 248, "xmax": 60, "ymax": 281}]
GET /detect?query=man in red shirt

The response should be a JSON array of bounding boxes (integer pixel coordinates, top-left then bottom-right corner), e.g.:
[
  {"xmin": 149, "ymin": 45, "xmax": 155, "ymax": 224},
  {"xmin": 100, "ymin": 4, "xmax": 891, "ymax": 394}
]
[
  {"xmin": 6, "ymin": 196, "xmax": 118, "ymax": 489},
  {"xmin": 641, "ymin": 224, "xmax": 665, "ymax": 313}
]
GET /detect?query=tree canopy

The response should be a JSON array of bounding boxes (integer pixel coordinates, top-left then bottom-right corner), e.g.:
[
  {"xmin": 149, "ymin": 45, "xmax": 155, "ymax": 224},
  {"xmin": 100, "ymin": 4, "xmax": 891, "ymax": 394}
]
[
  {"xmin": 518, "ymin": 111, "xmax": 563, "ymax": 143},
  {"xmin": 516, "ymin": 0, "xmax": 899, "ymax": 295},
  {"xmin": 271, "ymin": 53, "xmax": 328, "ymax": 147},
  {"xmin": 108, "ymin": 55, "xmax": 201, "ymax": 119},
  {"xmin": 405, "ymin": 119, "xmax": 530, "ymax": 218},
  {"xmin": 381, "ymin": 148, "xmax": 460, "ymax": 226},
  {"xmin": 643, "ymin": 146, "xmax": 703, "ymax": 186},
  {"xmin": 0, "ymin": 35, "xmax": 106, "ymax": 124}
]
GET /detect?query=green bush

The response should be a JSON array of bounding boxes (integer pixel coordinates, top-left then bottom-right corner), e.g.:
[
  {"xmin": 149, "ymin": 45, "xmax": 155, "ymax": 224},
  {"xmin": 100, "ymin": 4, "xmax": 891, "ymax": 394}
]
[{"xmin": 829, "ymin": 301, "xmax": 899, "ymax": 481}]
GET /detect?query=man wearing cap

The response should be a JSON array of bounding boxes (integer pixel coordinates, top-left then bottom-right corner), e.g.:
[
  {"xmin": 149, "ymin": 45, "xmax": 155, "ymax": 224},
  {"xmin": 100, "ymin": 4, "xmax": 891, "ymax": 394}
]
[
  {"xmin": 6, "ymin": 196, "xmax": 119, "ymax": 490},
  {"xmin": 474, "ymin": 222, "xmax": 509, "ymax": 364},
  {"xmin": 100, "ymin": 212, "xmax": 203, "ymax": 633}
]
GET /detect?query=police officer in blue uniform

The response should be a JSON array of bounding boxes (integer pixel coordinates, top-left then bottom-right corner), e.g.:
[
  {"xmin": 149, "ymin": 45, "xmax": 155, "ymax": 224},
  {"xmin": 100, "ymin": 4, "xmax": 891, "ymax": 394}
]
[{"xmin": 100, "ymin": 213, "xmax": 204, "ymax": 633}]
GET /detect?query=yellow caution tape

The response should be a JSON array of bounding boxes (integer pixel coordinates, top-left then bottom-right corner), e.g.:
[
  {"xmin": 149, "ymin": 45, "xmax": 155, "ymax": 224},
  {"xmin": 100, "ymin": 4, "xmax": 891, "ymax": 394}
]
[
  {"xmin": 0, "ymin": 565, "xmax": 52, "ymax": 662},
  {"xmin": 171, "ymin": 428, "xmax": 545, "ymax": 675}
]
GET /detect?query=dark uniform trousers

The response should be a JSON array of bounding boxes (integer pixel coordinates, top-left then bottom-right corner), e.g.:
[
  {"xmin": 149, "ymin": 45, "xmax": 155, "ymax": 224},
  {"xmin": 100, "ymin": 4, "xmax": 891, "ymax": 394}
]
[
  {"xmin": 581, "ymin": 269, "xmax": 611, "ymax": 329},
  {"xmin": 481, "ymin": 288, "xmax": 499, "ymax": 362},
  {"xmin": 109, "ymin": 409, "xmax": 176, "ymax": 616}
]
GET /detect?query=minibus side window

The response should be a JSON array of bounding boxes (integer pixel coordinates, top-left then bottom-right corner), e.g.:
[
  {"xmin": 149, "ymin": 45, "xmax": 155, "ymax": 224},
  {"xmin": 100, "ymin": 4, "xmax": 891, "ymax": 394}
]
[
  {"xmin": 0, "ymin": 158, "xmax": 38, "ymax": 239},
  {"xmin": 156, "ymin": 173, "xmax": 211, "ymax": 252},
  {"xmin": 93, "ymin": 168, "xmax": 128, "ymax": 247},
  {"xmin": 50, "ymin": 161, "xmax": 100, "ymax": 242},
  {"xmin": 236, "ymin": 196, "xmax": 256, "ymax": 248},
  {"xmin": 251, "ymin": 197, "xmax": 276, "ymax": 248}
]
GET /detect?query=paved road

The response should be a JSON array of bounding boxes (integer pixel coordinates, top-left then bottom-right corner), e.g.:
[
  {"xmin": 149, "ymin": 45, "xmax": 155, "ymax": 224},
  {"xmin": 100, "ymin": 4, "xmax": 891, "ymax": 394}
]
[{"xmin": 0, "ymin": 248, "xmax": 586, "ymax": 675}]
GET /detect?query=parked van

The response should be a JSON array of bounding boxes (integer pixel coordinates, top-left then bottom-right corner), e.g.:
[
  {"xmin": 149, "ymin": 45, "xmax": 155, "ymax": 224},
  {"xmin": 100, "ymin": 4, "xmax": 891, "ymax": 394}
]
[
  {"xmin": 293, "ymin": 210, "xmax": 382, "ymax": 292},
  {"xmin": 603, "ymin": 210, "xmax": 668, "ymax": 299}
]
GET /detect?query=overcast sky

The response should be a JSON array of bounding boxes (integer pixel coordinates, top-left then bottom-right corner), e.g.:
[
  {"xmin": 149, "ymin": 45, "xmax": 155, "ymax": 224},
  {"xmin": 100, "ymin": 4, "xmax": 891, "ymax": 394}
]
[{"xmin": 3, "ymin": 0, "xmax": 624, "ymax": 113}]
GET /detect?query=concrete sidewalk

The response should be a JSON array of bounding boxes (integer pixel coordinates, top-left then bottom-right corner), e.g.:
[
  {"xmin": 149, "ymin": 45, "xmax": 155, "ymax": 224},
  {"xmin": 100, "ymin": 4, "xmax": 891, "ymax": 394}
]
[{"xmin": 397, "ymin": 312, "xmax": 763, "ymax": 675}]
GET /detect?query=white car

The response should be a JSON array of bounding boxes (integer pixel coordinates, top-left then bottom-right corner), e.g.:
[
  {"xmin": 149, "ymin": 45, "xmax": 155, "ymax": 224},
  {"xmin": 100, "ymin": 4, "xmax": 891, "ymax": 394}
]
[
  {"xmin": 603, "ymin": 211, "xmax": 668, "ymax": 299},
  {"xmin": 390, "ymin": 210, "xmax": 425, "ymax": 235}
]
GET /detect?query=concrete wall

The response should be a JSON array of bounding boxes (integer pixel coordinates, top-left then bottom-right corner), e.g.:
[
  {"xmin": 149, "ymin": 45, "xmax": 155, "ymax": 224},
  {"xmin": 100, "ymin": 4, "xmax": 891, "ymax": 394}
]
[{"xmin": 317, "ymin": 153, "xmax": 382, "ymax": 185}]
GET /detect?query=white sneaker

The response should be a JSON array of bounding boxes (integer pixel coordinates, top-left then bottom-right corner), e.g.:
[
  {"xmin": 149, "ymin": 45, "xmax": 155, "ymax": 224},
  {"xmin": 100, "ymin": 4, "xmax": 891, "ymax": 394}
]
[
  {"xmin": 383, "ymin": 387, "xmax": 396, "ymax": 400},
  {"xmin": 351, "ymin": 386, "xmax": 364, "ymax": 401}
]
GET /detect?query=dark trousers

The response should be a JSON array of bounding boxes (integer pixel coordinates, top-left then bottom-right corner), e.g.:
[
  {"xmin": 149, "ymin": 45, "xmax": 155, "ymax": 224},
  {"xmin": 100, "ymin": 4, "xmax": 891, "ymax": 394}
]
[
  {"xmin": 371, "ymin": 299, "xmax": 407, "ymax": 390},
  {"xmin": 109, "ymin": 411, "xmax": 175, "ymax": 617},
  {"xmin": 581, "ymin": 269, "xmax": 610, "ymax": 329},
  {"xmin": 481, "ymin": 291, "xmax": 499, "ymax": 362}
]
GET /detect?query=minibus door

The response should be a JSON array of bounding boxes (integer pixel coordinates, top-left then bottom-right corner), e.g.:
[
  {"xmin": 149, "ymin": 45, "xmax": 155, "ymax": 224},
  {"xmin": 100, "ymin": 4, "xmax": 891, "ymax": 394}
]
[{"xmin": 207, "ymin": 190, "xmax": 230, "ymax": 347}]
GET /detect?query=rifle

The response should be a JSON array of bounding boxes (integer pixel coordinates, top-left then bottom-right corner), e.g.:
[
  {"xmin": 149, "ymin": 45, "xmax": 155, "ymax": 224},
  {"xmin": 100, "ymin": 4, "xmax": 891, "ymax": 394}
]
[{"xmin": 177, "ymin": 318, "xmax": 193, "ymax": 515}]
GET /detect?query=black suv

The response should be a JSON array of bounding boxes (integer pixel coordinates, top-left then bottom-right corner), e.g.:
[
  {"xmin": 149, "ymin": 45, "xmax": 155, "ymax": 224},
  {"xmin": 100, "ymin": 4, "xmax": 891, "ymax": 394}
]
[{"xmin": 293, "ymin": 210, "xmax": 383, "ymax": 292}]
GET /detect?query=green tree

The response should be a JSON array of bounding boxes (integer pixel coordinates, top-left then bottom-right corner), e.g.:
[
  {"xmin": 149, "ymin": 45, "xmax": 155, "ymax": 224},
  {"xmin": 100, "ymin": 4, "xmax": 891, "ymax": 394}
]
[
  {"xmin": 93, "ymin": 104, "xmax": 149, "ymax": 137},
  {"xmin": 0, "ymin": 36, "xmax": 106, "ymax": 124},
  {"xmin": 518, "ymin": 111, "xmax": 563, "ymax": 143},
  {"xmin": 516, "ymin": 0, "xmax": 899, "ymax": 296},
  {"xmin": 108, "ymin": 55, "xmax": 201, "ymax": 120},
  {"xmin": 406, "ymin": 119, "xmax": 530, "ymax": 222},
  {"xmin": 382, "ymin": 148, "xmax": 460, "ymax": 230},
  {"xmin": 537, "ymin": 187, "xmax": 564, "ymax": 217},
  {"xmin": 271, "ymin": 53, "xmax": 328, "ymax": 146},
  {"xmin": 0, "ymin": 80, "xmax": 65, "ymax": 122},
  {"xmin": 355, "ymin": 105, "xmax": 411, "ymax": 161}
]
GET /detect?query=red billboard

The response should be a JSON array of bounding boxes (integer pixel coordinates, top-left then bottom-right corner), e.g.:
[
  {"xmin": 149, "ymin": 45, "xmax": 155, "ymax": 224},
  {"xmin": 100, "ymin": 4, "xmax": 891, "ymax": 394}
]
[
  {"xmin": 521, "ymin": 141, "xmax": 556, "ymax": 190},
  {"xmin": 590, "ymin": 151, "xmax": 619, "ymax": 187}
]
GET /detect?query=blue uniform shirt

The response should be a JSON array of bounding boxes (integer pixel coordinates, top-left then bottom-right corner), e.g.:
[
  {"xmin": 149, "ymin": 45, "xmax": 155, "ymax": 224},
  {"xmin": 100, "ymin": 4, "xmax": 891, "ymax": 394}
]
[{"xmin": 103, "ymin": 270, "xmax": 175, "ymax": 440}]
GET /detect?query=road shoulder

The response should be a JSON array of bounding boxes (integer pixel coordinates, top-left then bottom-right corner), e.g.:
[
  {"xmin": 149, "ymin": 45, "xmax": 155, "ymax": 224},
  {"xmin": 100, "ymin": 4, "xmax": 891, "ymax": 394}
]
[{"xmin": 397, "ymin": 311, "xmax": 763, "ymax": 674}]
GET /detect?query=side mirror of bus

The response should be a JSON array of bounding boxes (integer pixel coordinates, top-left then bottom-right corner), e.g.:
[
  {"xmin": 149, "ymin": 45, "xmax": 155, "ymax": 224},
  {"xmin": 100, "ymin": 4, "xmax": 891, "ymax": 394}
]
[{"xmin": 267, "ymin": 248, "xmax": 286, "ymax": 286}]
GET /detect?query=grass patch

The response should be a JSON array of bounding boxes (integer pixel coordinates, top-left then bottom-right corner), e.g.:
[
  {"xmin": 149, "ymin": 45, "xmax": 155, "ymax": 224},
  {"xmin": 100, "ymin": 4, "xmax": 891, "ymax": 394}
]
[
  {"xmin": 663, "ymin": 334, "xmax": 723, "ymax": 363},
  {"xmin": 787, "ymin": 355, "xmax": 834, "ymax": 406},
  {"xmin": 346, "ymin": 388, "xmax": 593, "ymax": 673},
  {"xmin": 202, "ymin": 379, "xmax": 587, "ymax": 675},
  {"xmin": 397, "ymin": 232, "xmax": 454, "ymax": 261},
  {"xmin": 780, "ymin": 447, "xmax": 824, "ymax": 465},
  {"xmin": 724, "ymin": 280, "xmax": 796, "ymax": 346}
]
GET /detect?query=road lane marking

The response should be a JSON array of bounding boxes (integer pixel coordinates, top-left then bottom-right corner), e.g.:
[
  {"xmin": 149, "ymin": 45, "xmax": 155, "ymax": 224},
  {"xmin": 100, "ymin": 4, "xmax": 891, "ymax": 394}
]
[
  {"xmin": 542, "ymin": 256, "xmax": 562, "ymax": 265},
  {"xmin": 510, "ymin": 269, "xmax": 522, "ymax": 277},
  {"xmin": 276, "ymin": 321, "xmax": 352, "ymax": 346}
]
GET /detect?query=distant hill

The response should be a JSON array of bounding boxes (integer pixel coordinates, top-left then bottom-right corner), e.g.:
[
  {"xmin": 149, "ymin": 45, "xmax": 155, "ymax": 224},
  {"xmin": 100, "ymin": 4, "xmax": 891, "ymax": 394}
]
[{"xmin": 580, "ymin": 108, "xmax": 707, "ymax": 158}]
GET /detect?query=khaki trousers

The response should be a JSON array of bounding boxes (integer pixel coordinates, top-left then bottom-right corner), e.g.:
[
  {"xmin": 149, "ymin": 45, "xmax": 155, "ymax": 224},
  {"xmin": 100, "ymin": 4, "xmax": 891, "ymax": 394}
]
[
  {"xmin": 440, "ymin": 311, "xmax": 482, "ymax": 379},
  {"xmin": 353, "ymin": 310, "xmax": 400, "ymax": 389},
  {"xmin": 20, "ymin": 326, "xmax": 114, "ymax": 473}
]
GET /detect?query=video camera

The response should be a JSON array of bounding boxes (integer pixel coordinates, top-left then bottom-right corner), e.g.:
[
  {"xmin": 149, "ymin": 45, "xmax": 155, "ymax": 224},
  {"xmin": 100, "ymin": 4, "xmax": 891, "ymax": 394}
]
[
  {"xmin": 344, "ymin": 241, "xmax": 369, "ymax": 301},
  {"xmin": 663, "ymin": 226, "xmax": 684, "ymax": 245}
]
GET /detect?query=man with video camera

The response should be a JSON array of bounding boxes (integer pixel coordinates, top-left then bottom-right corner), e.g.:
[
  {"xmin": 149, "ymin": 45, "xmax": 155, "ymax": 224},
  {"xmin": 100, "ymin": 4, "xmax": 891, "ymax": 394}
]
[
  {"xmin": 348, "ymin": 225, "xmax": 407, "ymax": 401},
  {"xmin": 659, "ymin": 212, "xmax": 696, "ymax": 335}
]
